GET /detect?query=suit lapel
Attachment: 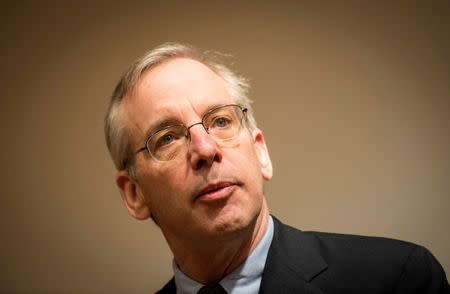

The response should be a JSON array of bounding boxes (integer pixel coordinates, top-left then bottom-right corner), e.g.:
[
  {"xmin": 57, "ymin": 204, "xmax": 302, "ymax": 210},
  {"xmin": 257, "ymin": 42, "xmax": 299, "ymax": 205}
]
[{"xmin": 259, "ymin": 217, "xmax": 328, "ymax": 294}]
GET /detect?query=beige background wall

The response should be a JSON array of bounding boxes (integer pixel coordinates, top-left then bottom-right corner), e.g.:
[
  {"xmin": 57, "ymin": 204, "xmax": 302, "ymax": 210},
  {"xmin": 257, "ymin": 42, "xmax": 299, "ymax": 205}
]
[{"xmin": 1, "ymin": 1, "xmax": 449, "ymax": 293}]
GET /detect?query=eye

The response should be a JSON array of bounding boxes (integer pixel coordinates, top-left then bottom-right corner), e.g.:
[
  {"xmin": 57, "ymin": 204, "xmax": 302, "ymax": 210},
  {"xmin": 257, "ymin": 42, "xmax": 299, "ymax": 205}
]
[
  {"xmin": 212, "ymin": 116, "xmax": 231, "ymax": 128},
  {"xmin": 159, "ymin": 134, "xmax": 174, "ymax": 146},
  {"xmin": 154, "ymin": 130, "xmax": 182, "ymax": 149}
]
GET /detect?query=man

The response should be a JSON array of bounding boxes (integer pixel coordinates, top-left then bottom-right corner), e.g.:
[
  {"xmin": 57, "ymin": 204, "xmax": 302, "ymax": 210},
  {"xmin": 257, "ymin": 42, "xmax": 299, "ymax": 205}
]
[{"xmin": 105, "ymin": 43, "xmax": 449, "ymax": 293}]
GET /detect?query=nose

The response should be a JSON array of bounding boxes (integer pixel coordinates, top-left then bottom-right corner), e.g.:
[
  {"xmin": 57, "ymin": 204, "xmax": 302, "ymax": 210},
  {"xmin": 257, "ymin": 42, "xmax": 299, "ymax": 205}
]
[{"xmin": 187, "ymin": 123, "xmax": 222, "ymax": 170}]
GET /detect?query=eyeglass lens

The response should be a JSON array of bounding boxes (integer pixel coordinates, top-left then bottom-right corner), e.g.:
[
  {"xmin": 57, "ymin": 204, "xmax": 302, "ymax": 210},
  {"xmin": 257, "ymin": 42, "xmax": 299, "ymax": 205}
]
[{"xmin": 147, "ymin": 105, "xmax": 245, "ymax": 162}]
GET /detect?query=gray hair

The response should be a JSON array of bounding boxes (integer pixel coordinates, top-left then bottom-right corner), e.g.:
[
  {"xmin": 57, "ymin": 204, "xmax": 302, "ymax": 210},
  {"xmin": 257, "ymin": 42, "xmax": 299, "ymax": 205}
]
[{"xmin": 104, "ymin": 42, "xmax": 257, "ymax": 176}]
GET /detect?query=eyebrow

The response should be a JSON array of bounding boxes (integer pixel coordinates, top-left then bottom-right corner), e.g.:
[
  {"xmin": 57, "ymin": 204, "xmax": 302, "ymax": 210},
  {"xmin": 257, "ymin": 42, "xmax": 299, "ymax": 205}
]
[{"xmin": 144, "ymin": 117, "xmax": 181, "ymax": 139}]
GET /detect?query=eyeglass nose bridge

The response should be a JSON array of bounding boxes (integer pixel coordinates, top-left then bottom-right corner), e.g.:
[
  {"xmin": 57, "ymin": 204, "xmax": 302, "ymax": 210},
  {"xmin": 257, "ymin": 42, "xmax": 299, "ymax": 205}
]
[{"xmin": 186, "ymin": 121, "xmax": 209, "ymax": 140}]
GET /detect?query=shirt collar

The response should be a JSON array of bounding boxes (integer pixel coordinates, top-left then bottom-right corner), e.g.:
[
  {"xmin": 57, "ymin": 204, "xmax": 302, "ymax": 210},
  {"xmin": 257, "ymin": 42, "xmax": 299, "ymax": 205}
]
[{"xmin": 173, "ymin": 216, "xmax": 274, "ymax": 294}]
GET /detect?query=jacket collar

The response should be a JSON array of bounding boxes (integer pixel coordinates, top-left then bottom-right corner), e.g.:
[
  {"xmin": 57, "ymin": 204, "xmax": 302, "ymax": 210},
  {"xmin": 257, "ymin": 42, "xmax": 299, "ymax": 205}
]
[
  {"xmin": 259, "ymin": 216, "xmax": 328, "ymax": 293},
  {"xmin": 157, "ymin": 216, "xmax": 329, "ymax": 294}
]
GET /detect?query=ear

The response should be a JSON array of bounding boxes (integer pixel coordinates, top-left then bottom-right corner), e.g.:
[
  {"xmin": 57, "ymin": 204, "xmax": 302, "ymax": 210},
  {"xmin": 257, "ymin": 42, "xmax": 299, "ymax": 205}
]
[
  {"xmin": 252, "ymin": 129, "xmax": 273, "ymax": 181},
  {"xmin": 116, "ymin": 170, "xmax": 151, "ymax": 220}
]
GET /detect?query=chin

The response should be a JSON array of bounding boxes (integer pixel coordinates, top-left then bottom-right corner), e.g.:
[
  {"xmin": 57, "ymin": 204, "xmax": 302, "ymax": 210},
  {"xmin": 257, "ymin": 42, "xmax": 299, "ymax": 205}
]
[{"xmin": 208, "ymin": 206, "xmax": 259, "ymax": 237}]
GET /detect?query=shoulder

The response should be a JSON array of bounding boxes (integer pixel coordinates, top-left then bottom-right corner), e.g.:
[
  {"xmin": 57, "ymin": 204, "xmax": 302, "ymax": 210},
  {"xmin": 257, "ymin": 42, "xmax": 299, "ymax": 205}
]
[
  {"xmin": 308, "ymin": 230, "xmax": 418, "ymax": 264},
  {"xmin": 274, "ymin": 216, "xmax": 417, "ymax": 265},
  {"xmin": 309, "ymin": 230, "xmax": 449, "ymax": 292},
  {"xmin": 271, "ymin": 217, "xmax": 449, "ymax": 293}
]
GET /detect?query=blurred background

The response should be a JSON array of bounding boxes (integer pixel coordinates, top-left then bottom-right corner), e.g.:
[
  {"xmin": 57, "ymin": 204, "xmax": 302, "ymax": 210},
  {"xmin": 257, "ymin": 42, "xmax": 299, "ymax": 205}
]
[{"xmin": 1, "ymin": 1, "xmax": 449, "ymax": 293}]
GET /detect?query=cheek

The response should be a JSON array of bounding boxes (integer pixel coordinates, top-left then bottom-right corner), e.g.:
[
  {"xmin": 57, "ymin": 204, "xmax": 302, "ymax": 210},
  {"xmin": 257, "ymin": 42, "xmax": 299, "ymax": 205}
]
[
  {"xmin": 231, "ymin": 143, "xmax": 264, "ymax": 184},
  {"xmin": 138, "ymin": 166, "xmax": 186, "ymax": 209},
  {"xmin": 138, "ymin": 157, "xmax": 186, "ymax": 190}
]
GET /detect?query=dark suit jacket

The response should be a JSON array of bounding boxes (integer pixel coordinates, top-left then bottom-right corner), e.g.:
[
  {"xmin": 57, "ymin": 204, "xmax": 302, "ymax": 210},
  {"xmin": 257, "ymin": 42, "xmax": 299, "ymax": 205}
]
[{"xmin": 156, "ymin": 217, "xmax": 449, "ymax": 293}]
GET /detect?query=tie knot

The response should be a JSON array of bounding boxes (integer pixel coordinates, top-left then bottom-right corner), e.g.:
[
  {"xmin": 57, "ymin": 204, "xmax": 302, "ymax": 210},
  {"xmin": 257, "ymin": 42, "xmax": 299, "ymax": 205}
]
[{"xmin": 197, "ymin": 283, "xmax": 227, "ymax": 294}]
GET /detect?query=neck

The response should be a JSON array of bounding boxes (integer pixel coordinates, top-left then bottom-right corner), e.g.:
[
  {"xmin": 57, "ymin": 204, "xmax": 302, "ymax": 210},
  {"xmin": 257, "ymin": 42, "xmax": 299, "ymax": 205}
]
[{"xmin": 168, "ymin": 200, "xmax": 270, "ymax": 284}]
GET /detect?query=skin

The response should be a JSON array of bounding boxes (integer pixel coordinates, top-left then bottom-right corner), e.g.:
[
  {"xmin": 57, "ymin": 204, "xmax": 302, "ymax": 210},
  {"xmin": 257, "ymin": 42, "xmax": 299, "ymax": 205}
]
[{"xmin": 116, "ymin": 58, "xmax": 273, "ymax": 284}]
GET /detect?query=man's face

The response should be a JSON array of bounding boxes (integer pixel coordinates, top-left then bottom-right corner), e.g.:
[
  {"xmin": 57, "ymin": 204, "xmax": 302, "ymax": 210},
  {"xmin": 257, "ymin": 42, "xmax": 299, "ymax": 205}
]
[{"xmin": 118, "ymin": 58, "xmax": 272, "ymax": 244}]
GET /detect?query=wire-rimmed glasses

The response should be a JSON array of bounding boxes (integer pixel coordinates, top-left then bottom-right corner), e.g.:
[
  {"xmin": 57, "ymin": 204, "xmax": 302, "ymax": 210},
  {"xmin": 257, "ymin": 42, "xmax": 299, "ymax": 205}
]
[{"xmin": 135, "ymin": 104, "xmax": 248, "ymax": 162}]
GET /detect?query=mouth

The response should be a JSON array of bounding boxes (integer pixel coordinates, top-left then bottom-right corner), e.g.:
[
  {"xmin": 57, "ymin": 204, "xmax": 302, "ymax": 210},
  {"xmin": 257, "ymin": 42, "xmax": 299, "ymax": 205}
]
[{"xmin": 196, "ymin": 181, "xmax": 237, "ymax": 203}]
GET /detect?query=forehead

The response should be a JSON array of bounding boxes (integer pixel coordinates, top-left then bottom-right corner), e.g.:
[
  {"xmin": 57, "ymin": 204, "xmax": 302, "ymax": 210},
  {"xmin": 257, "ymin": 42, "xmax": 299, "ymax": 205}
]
[{"xmin": 122, "ymin": 58, "xmax": 234, "ymax": 144}]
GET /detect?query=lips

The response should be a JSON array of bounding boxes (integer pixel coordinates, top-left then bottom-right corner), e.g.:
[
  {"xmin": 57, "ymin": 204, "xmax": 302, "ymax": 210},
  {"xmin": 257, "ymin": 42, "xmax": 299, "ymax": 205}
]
[{"xmin": 196, "ymin": 181, "xmax": 237, "ymax": 202}]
